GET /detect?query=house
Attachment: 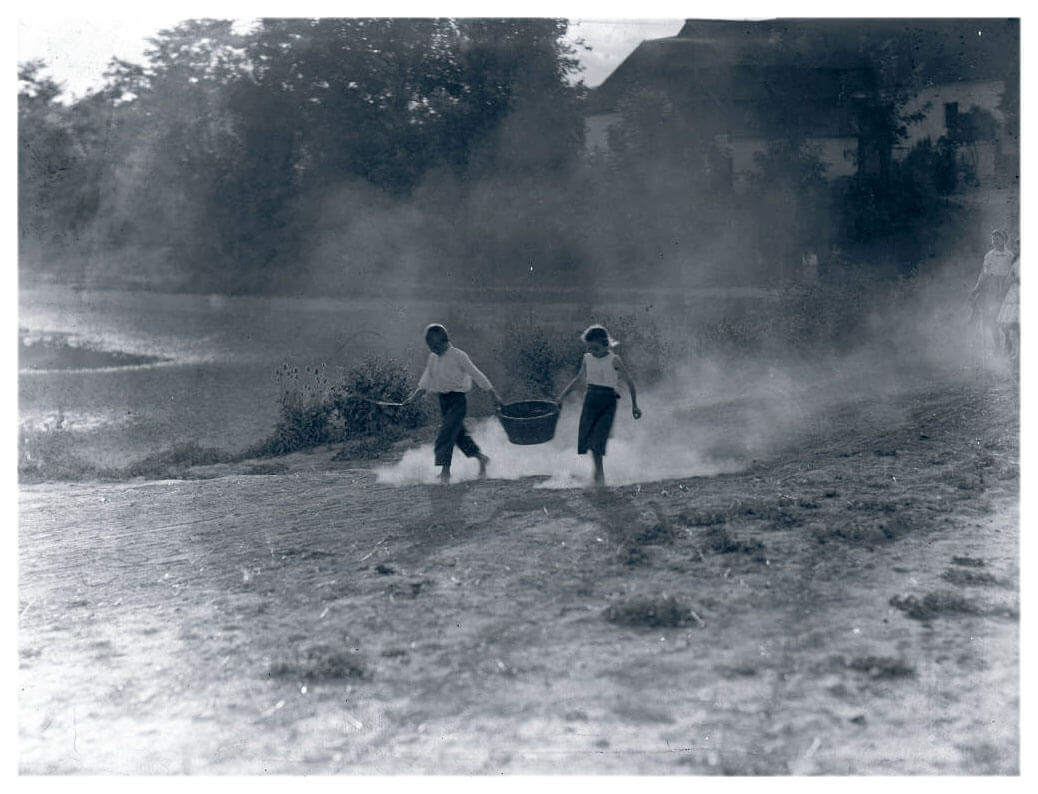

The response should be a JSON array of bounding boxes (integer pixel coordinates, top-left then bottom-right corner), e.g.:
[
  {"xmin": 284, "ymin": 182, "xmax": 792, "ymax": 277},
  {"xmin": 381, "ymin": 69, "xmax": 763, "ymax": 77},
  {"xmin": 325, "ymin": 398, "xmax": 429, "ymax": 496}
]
[
  {"xmin": 585, "ymin": 19, "xmax": 1018, "ymax": 189},
  {"xmin": 897, "ymin": 80, "xmax": 1007, "ymax": 183}
]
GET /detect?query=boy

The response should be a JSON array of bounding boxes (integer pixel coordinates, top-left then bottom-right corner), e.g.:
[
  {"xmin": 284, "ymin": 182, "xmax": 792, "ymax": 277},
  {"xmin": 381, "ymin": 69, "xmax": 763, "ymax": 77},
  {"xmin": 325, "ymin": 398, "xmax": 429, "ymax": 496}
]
[{"xmin": 402, "ymin": 324, "xmax": 502, "ymax": 484}]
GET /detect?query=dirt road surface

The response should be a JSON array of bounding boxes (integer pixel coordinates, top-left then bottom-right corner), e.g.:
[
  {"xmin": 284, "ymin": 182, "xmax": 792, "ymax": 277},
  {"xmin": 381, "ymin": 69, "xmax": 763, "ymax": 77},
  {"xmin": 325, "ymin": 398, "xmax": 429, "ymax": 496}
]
[{"xmin": 18, "ymin": 380, "xmax": 1019, "ymax": 774}]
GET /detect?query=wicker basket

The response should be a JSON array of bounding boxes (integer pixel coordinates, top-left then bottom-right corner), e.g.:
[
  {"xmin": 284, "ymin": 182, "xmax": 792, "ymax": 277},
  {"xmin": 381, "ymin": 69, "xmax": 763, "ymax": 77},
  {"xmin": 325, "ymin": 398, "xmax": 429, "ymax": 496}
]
[{"xmin": 497, "ymin": 400, "xmax": 560, "ymax": 445}]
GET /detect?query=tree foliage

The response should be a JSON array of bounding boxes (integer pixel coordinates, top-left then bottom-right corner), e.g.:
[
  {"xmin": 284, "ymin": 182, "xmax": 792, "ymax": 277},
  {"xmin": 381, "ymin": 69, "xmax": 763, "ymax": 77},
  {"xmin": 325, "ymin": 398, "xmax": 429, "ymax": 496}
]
[
  {"xmin": 18, "ymin": 18, "xmax": 585, "ymax": 291},
  {"xmin": 18, "ymin": 18, "xmax": 1016, "ymax": 292}
]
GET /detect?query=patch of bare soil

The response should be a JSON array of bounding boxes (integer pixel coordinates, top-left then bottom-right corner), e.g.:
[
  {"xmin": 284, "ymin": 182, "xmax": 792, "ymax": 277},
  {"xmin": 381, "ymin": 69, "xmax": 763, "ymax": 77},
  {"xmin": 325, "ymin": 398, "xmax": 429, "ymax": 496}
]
[{"xmin": 18, "ymin": 379, "xmax": 1019, "ymax": 774}]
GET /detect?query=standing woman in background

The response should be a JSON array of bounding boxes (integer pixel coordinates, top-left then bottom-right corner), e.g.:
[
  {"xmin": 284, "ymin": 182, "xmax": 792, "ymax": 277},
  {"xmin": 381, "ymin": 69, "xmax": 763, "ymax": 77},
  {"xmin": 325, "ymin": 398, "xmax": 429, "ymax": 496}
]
[
  {"xmin": 997, "ymin": 237, "xmax": 1020, "ymax": 366},
  {"xmin": 970, "ymin": 228, "xmax": 1015, "ymax": 355}
]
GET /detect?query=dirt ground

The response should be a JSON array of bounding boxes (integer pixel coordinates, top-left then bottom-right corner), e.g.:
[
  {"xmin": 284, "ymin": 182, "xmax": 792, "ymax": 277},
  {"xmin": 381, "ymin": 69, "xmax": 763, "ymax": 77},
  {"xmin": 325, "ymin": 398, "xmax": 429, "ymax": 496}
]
[{"xmin": 17, "ymin": 376, "xmax": 1020, "ymax": 775}]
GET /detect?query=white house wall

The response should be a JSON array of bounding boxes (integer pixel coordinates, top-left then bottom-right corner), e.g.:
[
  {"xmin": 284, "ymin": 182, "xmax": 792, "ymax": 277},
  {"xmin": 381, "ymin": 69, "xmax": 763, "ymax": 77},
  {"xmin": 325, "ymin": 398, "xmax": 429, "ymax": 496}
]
[
  {"xmin": 584, "ymin": 113, "xmax": 621, "ymax": 157},
  {"xmin": 898, "ymin": 79, "xmax": 1005, "ymax": 151}
]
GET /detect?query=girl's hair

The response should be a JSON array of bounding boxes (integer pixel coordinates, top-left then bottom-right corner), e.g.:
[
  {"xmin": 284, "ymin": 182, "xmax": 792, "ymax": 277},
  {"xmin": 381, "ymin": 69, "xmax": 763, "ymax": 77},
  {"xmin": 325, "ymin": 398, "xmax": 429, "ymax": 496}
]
[
  {"xmin": 424, "ymin": 323, "xmax": 449, "ymax": 343},
  {"xmin": 581, "ymin": 324, "xmax": 618, "ymax": 348}
]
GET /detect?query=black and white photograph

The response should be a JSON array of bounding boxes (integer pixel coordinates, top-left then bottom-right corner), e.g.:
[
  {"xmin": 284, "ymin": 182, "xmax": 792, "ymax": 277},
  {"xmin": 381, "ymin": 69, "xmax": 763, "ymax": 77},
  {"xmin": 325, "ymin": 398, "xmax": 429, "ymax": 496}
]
[{"xmin": 14, "ymin": 2, "xmax": 1027, "ymax": 778}]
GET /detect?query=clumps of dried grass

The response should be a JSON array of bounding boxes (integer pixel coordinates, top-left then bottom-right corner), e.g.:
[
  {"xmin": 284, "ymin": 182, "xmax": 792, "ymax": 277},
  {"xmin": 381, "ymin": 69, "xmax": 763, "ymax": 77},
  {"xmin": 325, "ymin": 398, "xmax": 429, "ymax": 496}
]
[
  {"xmin": 612, "ymin": 516, "xmax": 679, "ymax": 567},
  {"xmin": 125, "ymin": 442, "xmax": 234, "ymax": 479},
  {"xmin": 889, "ymin": 591, "xmax": 981, "ymax": 621},
  {"xmin": 678, "ymin": 510, "xmax": 729, "ymax": 527},
  {"xmin": 951, "ymin": 556, "xmax": 985, "ymax": 568},
  {"xmin": 847, "ymin": 655, "xmax": 916, "ymax": 679},
  {"xmin": 603, "ymin": 595, "xmax": 704, "ymax": 629},
  {"xmin": 940, "ymin": 568, "xmax": 1002, "ymax": 587},
  {"xmin": 268, "ymin": 644, "xmax": 367, "ymax": 682},
  {"xmin": 812, "ymin": 514, "xmax": 911, "ymax": 546},
  {"xmin": 387, "ymin": 579, "xmax": 434, "ymax": 599},
  {"xmin": 701, "ymin": 525, "xmax": 766, "ymax": 557}
]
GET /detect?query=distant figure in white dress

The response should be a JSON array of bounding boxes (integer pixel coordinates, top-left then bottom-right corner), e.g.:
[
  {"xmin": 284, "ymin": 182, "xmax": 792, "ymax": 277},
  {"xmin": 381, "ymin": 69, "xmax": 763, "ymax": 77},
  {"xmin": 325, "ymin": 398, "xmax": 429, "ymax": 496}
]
[
  {"xmin": 969, "ymin": 229, "xmax": 1014, "ymax": 354},
  {"xmin": 997, "ymin": 238, "xmax": 1020, "ymax": 364}
]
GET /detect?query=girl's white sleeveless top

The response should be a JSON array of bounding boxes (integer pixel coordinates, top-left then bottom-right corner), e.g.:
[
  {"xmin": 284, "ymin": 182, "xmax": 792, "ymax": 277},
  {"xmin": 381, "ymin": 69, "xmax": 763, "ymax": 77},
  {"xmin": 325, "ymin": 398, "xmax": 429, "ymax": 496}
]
[{"xmin": 584, "ymin": 352, "xmax": 619, "ymax": 390}]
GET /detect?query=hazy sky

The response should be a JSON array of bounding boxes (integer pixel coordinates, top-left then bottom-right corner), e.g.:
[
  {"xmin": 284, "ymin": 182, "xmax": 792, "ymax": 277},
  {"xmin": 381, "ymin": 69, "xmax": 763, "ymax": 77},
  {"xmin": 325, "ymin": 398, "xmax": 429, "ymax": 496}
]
[
  {"xmin": 20, "ymin": 2, "xmax": 1019, "ymax": 99},
  {"xmin": 17, "ymin": 11, "xmax": 685, "ymax": 100}
]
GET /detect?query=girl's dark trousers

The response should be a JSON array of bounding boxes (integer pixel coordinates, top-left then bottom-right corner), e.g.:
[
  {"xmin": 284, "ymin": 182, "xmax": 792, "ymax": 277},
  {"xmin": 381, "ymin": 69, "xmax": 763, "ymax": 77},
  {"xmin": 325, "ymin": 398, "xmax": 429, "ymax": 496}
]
[
  {"xmin": 578, "ymin": 385, "xmax": 619, "ymax": 456},
  {"xmin": 435, "ymin": 391, "xmax": 481, "ymax": 467}
]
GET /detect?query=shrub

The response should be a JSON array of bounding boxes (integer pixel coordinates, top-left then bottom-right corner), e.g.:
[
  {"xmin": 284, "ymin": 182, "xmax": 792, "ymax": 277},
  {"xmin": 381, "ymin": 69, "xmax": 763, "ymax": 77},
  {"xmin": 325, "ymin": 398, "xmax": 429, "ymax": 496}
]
[
  {"xmin": 18, "ymin": 414, "xmax": 106, "ymax": 482},
  {"xmin": 493, "ymin": 310, "xmax": 674, "ymax": 397},
  {"xmin": 124, "ymin": 442, "xmax": 233, "ymax": 479},
  {"xmin": 584, "ymin": 311, "xmax": 672, "ymax": 385},
  {"xmin": 249, "ymin": 357, "xmax": 429, "ymax": 458},
  {"xmin": 494, "ymin": 314, "xmax": 583, "ymax": 399},
  {"xmin": 328, "ymin": 357, "xmax": 428, "ymax": 438},
  {"xmin": 694, "ymin": 313, "xmax": 772, "ymax": 355},
  {"xmin": 603, "ymin": 595, "xmax": 703, "ymax": 629},
  {"xmin": 268, "ymin": 645, "xmax": 367, "ymax": 682},
  {"xmin": 692, "ymin": 278, "xmax": 877, "ymax": 357}
]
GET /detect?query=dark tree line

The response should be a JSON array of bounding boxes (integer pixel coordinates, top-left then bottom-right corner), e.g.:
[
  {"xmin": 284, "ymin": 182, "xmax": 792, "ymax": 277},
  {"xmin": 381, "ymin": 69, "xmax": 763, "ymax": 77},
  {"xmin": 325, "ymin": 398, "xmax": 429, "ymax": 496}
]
[
  {"xmin": 19, "ymin": 18, "xmax": 1017, "ymax": 294},
  {"xmin": 19, "ymin": 18, "xmax": 587, "ymax": 292}
]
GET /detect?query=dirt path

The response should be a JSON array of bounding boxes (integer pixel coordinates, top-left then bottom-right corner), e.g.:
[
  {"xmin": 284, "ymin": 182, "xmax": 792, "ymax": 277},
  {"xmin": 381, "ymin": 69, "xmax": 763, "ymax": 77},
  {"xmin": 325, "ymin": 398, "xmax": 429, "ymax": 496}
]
[{"xmin": 18, "ymin": 380, "xmax": 1019, "ymax": 774}]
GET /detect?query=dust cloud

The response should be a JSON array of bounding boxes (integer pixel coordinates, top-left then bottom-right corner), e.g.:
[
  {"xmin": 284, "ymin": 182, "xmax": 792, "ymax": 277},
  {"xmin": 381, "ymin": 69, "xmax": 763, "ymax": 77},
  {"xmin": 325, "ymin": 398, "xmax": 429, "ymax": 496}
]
[
  {"xmin": 373, "ymin": 259, "xmax": 1004, "ymax": 490},
  {"xmin": 374, "ymin": 399, "xmax": 746, "ymax": 489},
  {"xmin": 370, "ymin": 357, "xmax": 857, "ymax": 489}
]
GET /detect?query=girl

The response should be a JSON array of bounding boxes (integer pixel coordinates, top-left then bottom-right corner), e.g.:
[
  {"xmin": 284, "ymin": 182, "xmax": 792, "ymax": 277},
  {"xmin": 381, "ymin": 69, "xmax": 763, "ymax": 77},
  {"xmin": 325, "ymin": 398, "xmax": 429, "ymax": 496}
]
[{"xmin": 556, "ymin": 325, "xmax": 642, "ymax": 486}]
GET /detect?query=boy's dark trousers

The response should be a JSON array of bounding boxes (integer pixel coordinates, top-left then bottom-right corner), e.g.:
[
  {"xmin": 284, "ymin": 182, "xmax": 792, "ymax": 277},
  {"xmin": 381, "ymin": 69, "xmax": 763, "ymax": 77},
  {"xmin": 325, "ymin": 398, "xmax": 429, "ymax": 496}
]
[{"xmin": 435, "ymin": 391, "xmax": 481, "ymax": 467}]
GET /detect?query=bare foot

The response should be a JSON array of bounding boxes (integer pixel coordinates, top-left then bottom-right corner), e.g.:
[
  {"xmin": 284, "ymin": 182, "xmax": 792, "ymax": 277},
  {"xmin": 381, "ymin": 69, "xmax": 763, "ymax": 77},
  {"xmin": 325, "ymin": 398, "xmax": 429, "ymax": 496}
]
[
  {"xmin": 477, "ymin": 454, "xmax": 490, "ymax": 479},
  {"xmin": 439, "ymin": 467, "xmax": 451, "ymax": 485}
]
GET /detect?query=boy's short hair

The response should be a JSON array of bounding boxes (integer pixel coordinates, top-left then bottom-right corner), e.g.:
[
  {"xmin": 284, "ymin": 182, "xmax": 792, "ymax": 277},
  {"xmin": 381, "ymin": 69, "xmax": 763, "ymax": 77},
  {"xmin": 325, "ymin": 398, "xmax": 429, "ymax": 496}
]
[{"xmin": 424, "ymin": 323, "xmax": 449, "ymax": 343}]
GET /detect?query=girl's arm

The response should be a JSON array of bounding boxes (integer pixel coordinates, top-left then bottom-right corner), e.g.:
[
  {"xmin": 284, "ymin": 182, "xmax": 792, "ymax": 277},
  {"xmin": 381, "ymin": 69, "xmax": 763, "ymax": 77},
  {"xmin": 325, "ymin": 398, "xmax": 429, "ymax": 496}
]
[
  {"xmin": 615, "ymin": 356, "xmax": 642, "ymax": 419},
  {"xmin": 555, "ymin": 357, "xmax": 586, "ymax": 404}
]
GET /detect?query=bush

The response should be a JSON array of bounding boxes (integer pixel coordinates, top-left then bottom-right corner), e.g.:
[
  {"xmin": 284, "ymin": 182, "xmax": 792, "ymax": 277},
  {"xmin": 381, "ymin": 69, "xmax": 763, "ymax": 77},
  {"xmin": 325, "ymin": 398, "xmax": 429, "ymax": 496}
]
[
  {"xmin": 603, "ymin": 595, "xmax": 703, "ymax": 629},
  {"xmin": 494, "ymin": 314, "xmax": 583, "ymax": 399},
  {"xmin": 493, "ymin": 311, "xmax": 674, "ymax": 398},
  {"xmin": 249, "ymin": 357, "xmax": 429, "ymax": 458},
  {"xmin": 693, "ymin": 278, "xmax": 877, "ymax": 356},
  {"xmin": 18, "ymin": 414, "xmax": 106, "ymax": 482},
  {"xmin": 329, "ymin": 357, "xmax": 428, "ymax": 438},
  {"xmin": 124, "ymin": 442, "xmax": 234, "ymax": 479},
  {"xmin": 584, "ymin": 312, "xmax": 672, "ymax": 385}
]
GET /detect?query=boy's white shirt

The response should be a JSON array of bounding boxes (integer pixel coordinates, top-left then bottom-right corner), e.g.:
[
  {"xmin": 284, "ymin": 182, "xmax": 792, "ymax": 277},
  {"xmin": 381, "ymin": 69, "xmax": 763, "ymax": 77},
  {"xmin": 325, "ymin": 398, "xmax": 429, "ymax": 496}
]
[{"xmin": 417, "ymin": 345, "xmax": 493, "ymax": 393}]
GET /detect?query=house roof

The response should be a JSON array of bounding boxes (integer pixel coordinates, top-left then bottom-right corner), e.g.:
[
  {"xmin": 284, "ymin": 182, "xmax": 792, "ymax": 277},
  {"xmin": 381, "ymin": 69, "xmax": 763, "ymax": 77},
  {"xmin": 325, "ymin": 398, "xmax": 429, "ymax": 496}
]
[{"xmin": 587, "ymin": 18, "xmax": 1019, "ymax": 120}]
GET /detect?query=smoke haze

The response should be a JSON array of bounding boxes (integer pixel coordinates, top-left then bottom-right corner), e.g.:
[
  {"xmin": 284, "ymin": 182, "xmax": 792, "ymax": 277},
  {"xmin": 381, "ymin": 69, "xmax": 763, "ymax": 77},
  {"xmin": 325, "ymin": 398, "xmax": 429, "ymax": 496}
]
[{"xmin": 373, "ymin": 252, "xmax": 1007, "ymax": 490}]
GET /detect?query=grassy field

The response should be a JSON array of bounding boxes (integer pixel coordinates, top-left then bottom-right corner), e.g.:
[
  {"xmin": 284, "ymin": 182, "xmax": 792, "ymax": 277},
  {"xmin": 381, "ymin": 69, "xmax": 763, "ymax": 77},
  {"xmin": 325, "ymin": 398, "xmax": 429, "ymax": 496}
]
[
  {"xmin": 18, "ymin": 376, "xmax": 1019, "ymax": 773},
  {"xmin": 17, "ymin": 283, "xmax": 1020, "ymax": 774}
]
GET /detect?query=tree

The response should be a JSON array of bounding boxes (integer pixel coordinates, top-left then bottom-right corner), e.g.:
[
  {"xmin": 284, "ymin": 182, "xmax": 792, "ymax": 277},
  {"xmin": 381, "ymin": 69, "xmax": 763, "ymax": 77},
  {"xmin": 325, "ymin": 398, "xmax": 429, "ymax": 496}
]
[
  {"xmin": 18, "ymin": 61, "xmax": 111, "ymax": 267},
  {"xmin": 743, "ymin": 139, "xmax": 831, "ymax": 280},
  {"xmin": 19, "ymin": 17, "xmax": 588, "ymax": 292}
]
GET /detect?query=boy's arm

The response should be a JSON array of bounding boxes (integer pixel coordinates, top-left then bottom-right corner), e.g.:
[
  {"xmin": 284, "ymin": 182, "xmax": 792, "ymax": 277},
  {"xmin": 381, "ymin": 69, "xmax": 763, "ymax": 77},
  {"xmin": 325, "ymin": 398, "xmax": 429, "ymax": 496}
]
[
  {"xmin": 555, "ymin": 357, "xmax": 586, "ymax": 404},
  {"xmin": 403, "ymin": 355, "xmax": 434, "ymax": 406},
  {"xmin": 459, "ymin": 352, "xmax": 502, "ymax": 405},
  {"xmin": 615, "ymin": 356, "xmax": 642, "ymax": 419},
  {"xmin": 401, "ymin": 387, "xmax": 426, "ymax": 406}
]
